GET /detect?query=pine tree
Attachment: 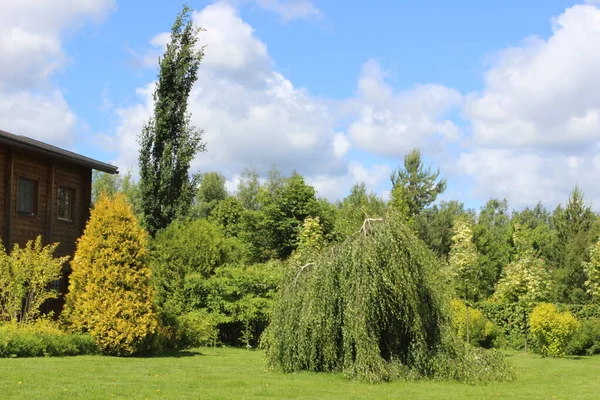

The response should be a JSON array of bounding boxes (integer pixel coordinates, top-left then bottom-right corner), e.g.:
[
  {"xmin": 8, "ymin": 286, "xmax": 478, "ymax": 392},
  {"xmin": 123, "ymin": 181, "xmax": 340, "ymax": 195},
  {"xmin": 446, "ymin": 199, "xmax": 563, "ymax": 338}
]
[
  {"xmin": 139, "ymin": 5, "xmax": 206, "ymax": 236},
  {"xmin": 390, "ymin": 148, "xmax": 446, "ymax": 218}
]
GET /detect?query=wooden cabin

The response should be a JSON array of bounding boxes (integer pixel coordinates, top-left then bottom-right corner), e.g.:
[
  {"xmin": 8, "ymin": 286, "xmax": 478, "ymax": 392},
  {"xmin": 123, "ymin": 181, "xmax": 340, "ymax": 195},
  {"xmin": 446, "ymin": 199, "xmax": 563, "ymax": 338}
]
[{"xmin": 0, "ymin": 129, "xmax": 118, "ymax": 314}]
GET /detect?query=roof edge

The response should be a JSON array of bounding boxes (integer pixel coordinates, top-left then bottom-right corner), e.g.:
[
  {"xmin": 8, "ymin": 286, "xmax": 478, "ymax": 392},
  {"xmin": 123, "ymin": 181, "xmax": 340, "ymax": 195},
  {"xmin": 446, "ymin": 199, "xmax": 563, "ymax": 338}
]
[{"xmin": 0, "ymin": 129, "xmax": 119, "ymax": 174}]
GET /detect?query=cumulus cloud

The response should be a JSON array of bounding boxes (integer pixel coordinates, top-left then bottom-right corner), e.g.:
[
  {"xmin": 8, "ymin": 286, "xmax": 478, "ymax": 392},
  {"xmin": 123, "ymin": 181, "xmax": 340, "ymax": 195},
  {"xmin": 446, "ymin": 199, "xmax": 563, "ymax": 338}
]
[
  {"xmin": 0, "ymin": 0, "xmax": 115, "ymax": 148},
  {"xmin": 110, "ymin": 2, "xmax": 344, "ymax": 181},
  {"xmin": 0, "ymin": 91, "xmax": 76, "ymax": 148},
  {"xmin": 253, "ymin": 0, "xmax": 321, "ymax": 21},
  {"xmin": 465, "ymin": 4, "xmax": 600, "ymax": 149},
  {"xmin": 0, "ymin": 0, "xmax": 115, "ymax": 90},
  {"xmin": 347, "ymin": 59, "xmax": 463, "ymax": 158},
  {"xmin": 460, "ymin": 4, "xmax": 600, "ymax": 209},
  {"xmin": 307, "ymin": 162, "xmax": 392, "ymax": 201}
]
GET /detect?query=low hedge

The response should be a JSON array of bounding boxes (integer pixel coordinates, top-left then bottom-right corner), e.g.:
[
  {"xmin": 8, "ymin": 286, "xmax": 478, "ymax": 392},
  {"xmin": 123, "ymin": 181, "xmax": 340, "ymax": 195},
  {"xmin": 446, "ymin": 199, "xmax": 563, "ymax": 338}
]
[{"xmin": 0, "ymin": 321, "xmax": 98, "ymax": 358}]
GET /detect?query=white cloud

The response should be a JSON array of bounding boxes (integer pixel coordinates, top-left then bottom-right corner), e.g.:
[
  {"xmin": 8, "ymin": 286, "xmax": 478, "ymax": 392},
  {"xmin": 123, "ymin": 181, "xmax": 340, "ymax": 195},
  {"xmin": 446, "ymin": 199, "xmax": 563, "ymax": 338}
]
[
  {"xmin": 458, "ymin": 148, "xmax": 600, "ymax": 208},
  {"xmin": 0, "ymin": 0, "xmax": 116, "ymax": 148},
  {"xmin": 253, "ymin": 0, "xmax": 321, "ymax": 21},
  {"xmin": 0, "ymin": 91, "xmax": 76, "ymax": 148},
  {"xmin": 0, "ymin": 0, "xmax": 115, "ymax": 91},
  {"xmin": 465, "ymin": 4, "xmax": 600, "ymax": 149},
  {"xmin": 347, "ymin": 59, "xmax": 463, "ymax": 158},
  {"xmin": 308, "ymin": 162, "xmax": 392, "ymax": 201},
  {"xmin": 332, "ymin": 133, "xmax": 351, "ymax": 158},
  {"xmin": 110, "ymin": 2, "xmax": 343, "ymax": 181},
  {"xmin": 460, "ymin": 4, "xmax": 600, "ymax": 209}
]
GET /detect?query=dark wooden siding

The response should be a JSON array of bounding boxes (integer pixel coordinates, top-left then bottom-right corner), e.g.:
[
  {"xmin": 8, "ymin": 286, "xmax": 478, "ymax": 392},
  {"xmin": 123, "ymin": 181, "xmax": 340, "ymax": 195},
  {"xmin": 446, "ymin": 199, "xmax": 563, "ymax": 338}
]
[
  {"xmin": 0, "ymin": 145, "xmax": 6, "ymax": 243},
  {"xmin": 52, "ymin": 165, "xmax": 91, "ymax": 260},
  {"xmin": 12, "ymin": 149, "xmax": 49, "ymax": 247},
  {"xmin": 0, "ymin": 145, "xmax": 93, "ymax": 314}
]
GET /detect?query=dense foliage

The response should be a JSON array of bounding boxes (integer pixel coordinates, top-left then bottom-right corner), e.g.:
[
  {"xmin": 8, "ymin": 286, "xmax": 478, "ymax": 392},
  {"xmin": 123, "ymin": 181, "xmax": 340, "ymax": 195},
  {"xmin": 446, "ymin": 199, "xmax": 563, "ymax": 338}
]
[
  {"xmin": 0, "ymin": 320, "xmax": 97, "ymax": 358},
  {"xmin": 138, "ymin": 6, "xmax": 206, "ymax": 236},
  {"xmin": 64, "ymin": 194, "xmax": 157, "ymax": 356},
  {"xmin": 529, "ymin": 303, "xmax": 578, "ymax": 357},
  {"xmin": 264, "ymin": 215, "xmax": 513, "ymax": 383},
  {"xmin": 390, "ymin": 148, "xmax": 447, "ymax": 218},
  {"xmin": 450, "ymin": 299, "xmax": 500, "ymax": 348},
  {"xmin": 0, "ymin": 237, "xmax": 68, "ymax": 323}
]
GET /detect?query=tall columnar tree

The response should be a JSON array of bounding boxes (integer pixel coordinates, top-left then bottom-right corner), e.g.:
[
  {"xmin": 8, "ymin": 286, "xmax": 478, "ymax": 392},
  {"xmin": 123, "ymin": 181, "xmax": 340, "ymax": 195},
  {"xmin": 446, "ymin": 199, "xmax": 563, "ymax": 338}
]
[
  {"xmin": 584, "ymin": 238, "xmax": 600, "ymax": 302},
  {"xmin": 139, "ymin": 5, "xmax": 206, "ymax": 236},
  {"xmin": 64, "ymin": 194, "xmax": 157, "ymax": 356},
  {"xmin": 389, "ymin": 148, "xmax": 447, "ymax": 219},
  {"xmin": 448, "ymin": 217, "xmax": 480, "ymax": 343},
  {"xmin": 552, "ymin": 186, "xmax": 599, "ymax": 303},
  {"xmin": 472, "ymin": 199, "xmax": 512, "ymax": 297}
]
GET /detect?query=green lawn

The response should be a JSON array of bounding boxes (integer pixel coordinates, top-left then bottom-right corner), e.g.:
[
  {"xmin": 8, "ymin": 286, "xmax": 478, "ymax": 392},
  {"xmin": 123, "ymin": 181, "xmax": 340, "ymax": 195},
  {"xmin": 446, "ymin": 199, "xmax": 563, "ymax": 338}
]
[{"xmin": 0, "ymin": 348, "xmax": 597, "ymax": 399}]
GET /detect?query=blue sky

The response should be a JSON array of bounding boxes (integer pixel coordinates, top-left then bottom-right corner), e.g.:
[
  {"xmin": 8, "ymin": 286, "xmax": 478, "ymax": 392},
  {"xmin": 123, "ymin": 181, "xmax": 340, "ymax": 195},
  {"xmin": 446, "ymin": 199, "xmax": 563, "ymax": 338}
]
[{"xmin": 2, "ymin": 0, "xmax": 600, "ymax": 211}]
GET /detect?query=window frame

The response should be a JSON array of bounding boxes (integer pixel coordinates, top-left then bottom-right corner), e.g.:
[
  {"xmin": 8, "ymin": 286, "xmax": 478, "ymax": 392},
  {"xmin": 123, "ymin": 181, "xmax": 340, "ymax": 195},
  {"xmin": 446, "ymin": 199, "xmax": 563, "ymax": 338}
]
[
  {"xmin": 57, "ymin": 186, "xmax": 75, "ymax": 222},
  {"xmin": 17, "ymin": 176, "xmax": 38, "ymax": 217}
]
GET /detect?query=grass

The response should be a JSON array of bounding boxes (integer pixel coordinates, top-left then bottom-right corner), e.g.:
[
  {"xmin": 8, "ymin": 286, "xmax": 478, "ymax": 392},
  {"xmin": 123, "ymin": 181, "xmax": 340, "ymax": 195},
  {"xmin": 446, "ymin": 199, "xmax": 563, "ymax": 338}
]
[{"xmin": 0, "ymin": 348, "xmax": 598, "ymax": 399}]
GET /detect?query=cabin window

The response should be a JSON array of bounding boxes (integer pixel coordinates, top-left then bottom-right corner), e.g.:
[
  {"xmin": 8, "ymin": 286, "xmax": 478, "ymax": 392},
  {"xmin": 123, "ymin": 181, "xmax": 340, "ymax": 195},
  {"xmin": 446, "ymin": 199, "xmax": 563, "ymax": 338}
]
[
  {"xmin": 17, "ymin": 177, "xmax": 37, "ymax": 216},
  {"xmin": 57, "ymin": 187, "xmax": 74, "ymax": 221}
]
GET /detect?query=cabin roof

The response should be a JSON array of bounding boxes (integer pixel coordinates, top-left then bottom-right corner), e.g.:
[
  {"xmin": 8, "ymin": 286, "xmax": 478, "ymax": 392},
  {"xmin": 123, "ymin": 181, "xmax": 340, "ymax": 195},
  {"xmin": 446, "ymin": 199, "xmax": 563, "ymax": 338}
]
[{"xmin": 0, "ymin": 129, "xmax": 118, "ymax": 174}]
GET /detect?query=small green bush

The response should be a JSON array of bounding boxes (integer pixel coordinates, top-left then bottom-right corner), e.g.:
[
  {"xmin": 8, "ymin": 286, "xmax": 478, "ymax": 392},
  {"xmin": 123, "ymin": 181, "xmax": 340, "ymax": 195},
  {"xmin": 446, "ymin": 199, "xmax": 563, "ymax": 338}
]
[
  {"xmin": 530, "ymin": 303, "xmax": 579, "ymax": 357},
  {"xmin": 0, "ymin": 237, "xmax": 69, "ymax": 323},
  {"xmin": 567, "ymin": 317, "xmax": 600, "ymax": 356},
  {"xmin": 155, "ymin": 307, "xmax": 219, "ymax": 350},
  {"xmin": 478, "ymin": 299, "xmax": 528, "ymax": 350},
  {"xmin": 0, "ymin": 320, "xmax": 98, "ymax": 357},
  {"xmin": 450, "ymin": 299, "xmax": 501, "ymax": 348}
]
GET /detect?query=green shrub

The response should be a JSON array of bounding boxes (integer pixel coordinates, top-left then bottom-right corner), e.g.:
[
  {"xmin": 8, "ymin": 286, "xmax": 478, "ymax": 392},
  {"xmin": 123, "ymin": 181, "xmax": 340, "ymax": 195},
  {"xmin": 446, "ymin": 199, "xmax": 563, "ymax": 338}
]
[
  {"xmin": 0, "ymin": 237, "xmax": 69, "ymax": 323},
  {"xmin": 567, "ymin": 317, "xmax": 600, "ymax": 356},
  {"xmin": 0, "ymin": 320, "xmax": 98, "ymax": 357},
  {"xmin": 183, "ymin": 261, "xmax": 283, "ymax": 347},
  {"xmin": 529, "ymin": 303, "xmax": 579, "ymax": 357},
  {"xmin": 64, "ymin": 194, "xmax": 157, "ymax": 356},
  {"xmin": 155, "ymin": 307, "xmax": 219, "ymax": 350},
  {"xmin": 478, "ymin": 299, "xmax": 528, "ymax": 350},
  {"xmin": 557, "ymin": 303, "xmax": 600, "ymax": 321},
  {"xmin": 450, "ymin": 299, "xmax": 501, "ymax": 348},
  {"xmin": 150, "ymin": 218, "xmax": 247, "ymax": 311}
]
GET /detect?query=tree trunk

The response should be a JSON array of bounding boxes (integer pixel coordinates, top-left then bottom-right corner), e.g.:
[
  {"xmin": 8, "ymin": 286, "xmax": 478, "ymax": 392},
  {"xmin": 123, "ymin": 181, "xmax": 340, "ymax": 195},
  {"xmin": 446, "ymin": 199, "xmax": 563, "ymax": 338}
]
[
  {"xmin": 524, "ymin": 309, "xmax": 528, "ymax": 354},
  {"xmin": 466, "ymin": 302, "xmax": 470, "ymax": 344}
]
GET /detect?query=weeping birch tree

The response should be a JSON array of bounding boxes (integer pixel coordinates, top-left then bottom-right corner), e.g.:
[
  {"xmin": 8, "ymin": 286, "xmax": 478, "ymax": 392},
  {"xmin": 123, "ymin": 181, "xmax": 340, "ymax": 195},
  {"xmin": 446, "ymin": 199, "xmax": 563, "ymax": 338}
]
[{"xmin": 263, "ymin": 214, "xmax": 513, "ymax": 383}]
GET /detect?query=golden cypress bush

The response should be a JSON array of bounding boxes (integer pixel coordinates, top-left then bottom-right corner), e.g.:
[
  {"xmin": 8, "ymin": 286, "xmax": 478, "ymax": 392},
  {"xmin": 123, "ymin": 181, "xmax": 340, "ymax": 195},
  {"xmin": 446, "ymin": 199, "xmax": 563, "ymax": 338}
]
[{"xmin": 64, "ymin": 193, "xmax": 157, "ymax": 355}]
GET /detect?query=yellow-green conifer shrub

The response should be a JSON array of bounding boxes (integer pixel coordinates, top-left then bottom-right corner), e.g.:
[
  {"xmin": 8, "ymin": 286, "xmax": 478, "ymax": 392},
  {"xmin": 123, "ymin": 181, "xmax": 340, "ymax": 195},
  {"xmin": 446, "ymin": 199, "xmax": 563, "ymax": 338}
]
[{"xmin": 64, "ymin": 194, "xmax": 157, "ymax": 356}]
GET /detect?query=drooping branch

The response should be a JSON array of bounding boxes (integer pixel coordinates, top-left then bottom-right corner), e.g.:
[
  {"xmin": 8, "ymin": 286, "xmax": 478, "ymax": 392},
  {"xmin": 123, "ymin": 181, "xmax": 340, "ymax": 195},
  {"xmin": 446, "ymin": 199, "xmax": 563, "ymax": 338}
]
[{"xmin": 291, "ymin": 262, "xmax": 315, "ymax": 288}]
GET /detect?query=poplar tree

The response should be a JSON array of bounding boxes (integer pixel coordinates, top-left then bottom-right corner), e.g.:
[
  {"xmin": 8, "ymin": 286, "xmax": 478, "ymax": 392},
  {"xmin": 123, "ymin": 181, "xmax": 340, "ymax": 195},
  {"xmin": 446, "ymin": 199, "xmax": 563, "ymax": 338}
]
[{"xmin": 139, "ymin": 5, "xmax": 206, "ymax": 236}]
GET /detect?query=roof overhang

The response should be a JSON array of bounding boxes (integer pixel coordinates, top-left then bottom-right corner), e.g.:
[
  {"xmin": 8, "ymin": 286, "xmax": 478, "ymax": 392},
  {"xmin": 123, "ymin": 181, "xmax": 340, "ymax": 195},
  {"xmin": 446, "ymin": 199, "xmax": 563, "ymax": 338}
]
[{"xmin": 0, "ymin": 129, "xmax": 118, "ymax": 174}]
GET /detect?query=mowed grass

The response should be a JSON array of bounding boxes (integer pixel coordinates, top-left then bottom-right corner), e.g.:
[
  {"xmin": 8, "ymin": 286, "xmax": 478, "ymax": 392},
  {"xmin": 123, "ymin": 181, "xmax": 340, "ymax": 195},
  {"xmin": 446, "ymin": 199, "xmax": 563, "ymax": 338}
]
[{"xmin": 0, "ymin": 348, "xmax": 598, "ymax": 399}]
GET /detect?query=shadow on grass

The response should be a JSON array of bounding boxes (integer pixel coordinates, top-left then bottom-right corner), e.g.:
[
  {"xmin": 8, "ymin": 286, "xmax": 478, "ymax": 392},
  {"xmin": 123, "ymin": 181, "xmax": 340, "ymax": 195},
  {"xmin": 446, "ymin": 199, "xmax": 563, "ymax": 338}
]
[{"xmin": 135, "ymin": 349, "xmax": 203, "ymax": 359}]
